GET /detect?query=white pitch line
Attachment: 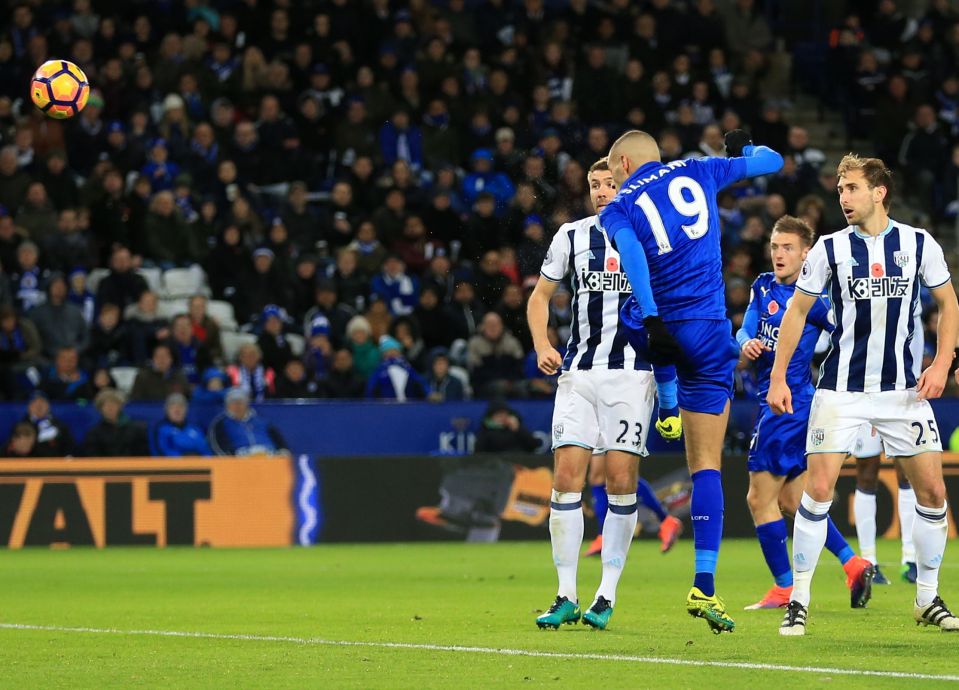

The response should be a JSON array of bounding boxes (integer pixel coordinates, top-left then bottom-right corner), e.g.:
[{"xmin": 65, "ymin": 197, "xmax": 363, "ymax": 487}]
[{"xmin": 2, "ymin": 622, "xmax": 958, "ymax": 682}]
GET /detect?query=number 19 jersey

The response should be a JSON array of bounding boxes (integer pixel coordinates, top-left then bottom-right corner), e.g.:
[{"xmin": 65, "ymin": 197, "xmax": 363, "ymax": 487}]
[{"xmin": 599, "ymin": 157, "xmax": 748, "ymax": 321}]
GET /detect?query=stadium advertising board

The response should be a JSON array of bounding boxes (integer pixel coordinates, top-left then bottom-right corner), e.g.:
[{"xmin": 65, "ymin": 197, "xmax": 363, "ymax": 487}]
[{"xmin": 0, "ymin": 457, "xmax": 301, "ymax": 548}]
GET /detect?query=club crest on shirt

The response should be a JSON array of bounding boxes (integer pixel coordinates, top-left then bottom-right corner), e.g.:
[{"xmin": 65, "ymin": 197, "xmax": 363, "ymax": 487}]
[
  {"xmin": 553, "ymin": 423, "xmax": 564, "ymax": 438},
  {"xmin": 893, "ymin": 251, "xmax": 911, "ymax": 268},
  {"xmin": 810, "ymin": 428, "xmax": 825, "ymax": 447}
]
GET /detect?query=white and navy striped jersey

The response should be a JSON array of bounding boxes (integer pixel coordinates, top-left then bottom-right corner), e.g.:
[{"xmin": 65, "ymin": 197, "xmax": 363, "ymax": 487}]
[
  {"xmin": 540, "ymin": 215, "xmax": 650, "ymax": 372},
  {"xmin": 795, "ymin": 220, "xmax": 951, "ymax": 392}
]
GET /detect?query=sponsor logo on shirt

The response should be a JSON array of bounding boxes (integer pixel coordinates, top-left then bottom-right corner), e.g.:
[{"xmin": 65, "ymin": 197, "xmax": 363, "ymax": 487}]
[
  {"xmin": 846, "ymin": 275, "xmax": 910, "ymax": 299},
  {"xmin": 579, "ymin": 270, "xmax": 632, "ymax": 293}
]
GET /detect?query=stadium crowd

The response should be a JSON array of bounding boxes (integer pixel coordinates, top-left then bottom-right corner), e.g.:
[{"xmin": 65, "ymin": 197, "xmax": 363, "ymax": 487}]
[{"xmin": 0, "ymin": 0, "xmax": 957, "ymax": 456}]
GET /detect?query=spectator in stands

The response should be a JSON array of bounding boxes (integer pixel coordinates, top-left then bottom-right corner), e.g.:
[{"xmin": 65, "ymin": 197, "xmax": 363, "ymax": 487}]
[
  {"xmin": 256, "ymin": 305, "xmax": 294, "ymax": 372},
  {"xmin": 96, "ymin": 246, "xmax": 147, "ymax": 313},
  {"xmin": 193, "ymin": 367, "xmax": 229, "ymax": 406},
  {"xmin": 226, "ymin": 342, "xmax": 275, "ymax": 402},
  {"xmin": 124, "ymin": 290, "xmax": 169, "ymax": 365},
  {"xmin": 83, "ymin": 387, "xmax": 149, "ymax": 457},
  {"xmin": 474, "ymin": 401, "xmax": 540, "ymax": 455},
  {"xmin": 149, "ymin": 392, "xmax": 212, "ymax": 457},
  {"xmin": 345, "ymin": 316, "xmax": 381, "ymax": 380},
  {"xmin": 445, "ymin": 281, "xmax": 484, "ymax": 344},
  {"xmin": 371, "ymin": 254, "xmax": 419, "ymax": 317},
  {"xmin": 346, "ymin": 220, "xmax": 388, "ymax": 279},
  {"xmin": 143, "ymin": 190, "xmax": 190, "ymax": 268},
  {"xmin": 28, "ymin": 273, "xmax": 88, "ymax": 360},
  {"xmin": 462, "ymin": 148, "xmax": 515, "ymax": 213},
  {"xmin": 129, "ymin": 342, "xmax": 189, "ymax": 402},
  {"xmin": 427, "ymin": 348, "xmax": 465, "ymax": 402},
  {"xmin": 9, "ymin": 241, "xmax": 47, "ymax": 312},
  {"xmin": 304, "ymin": 313, "xmax": 332, "ymax": 380},
  {"xmin": 273, "ymin": 358, "xmax": 320, "ymax": 399},
  {"xmin": 22, "ymin": 390, "xmax": 74, "ymax": 456},
  {"xmin": 208, "ymin": 386, "xmax": 289, "ymax": 456},
  {"xmin": 467, "ymin": 312, "xmax": 524, "ymax": 399},
  {"xmin": 366, "ymin": 335, "xmax": 428, "ymax": 401},
  {"xmin": 303, "ymin": 279, "xmax": 354, "ymax": 350},
  {"xmin": 4, "ymin": 421, "xmax": 36, "ymax": 457},
  {"xmin": 187, "ymin": 295, "xmax": 223, "ymax": 364},
  {"xmin": 16, "ymin": 181, "xmax": 57, "ymax": 246},
  {"xmin": 0, "ymin": 303, "xmax": 41, "ymax": 371},
  {"xmin": 900, "ymin": 103, "xmax": 950, "ymax": 209},
  {"xmin": 41, "ymin": 347, "xmax": 95, "ymax": 402},
  {"xmin": 67, "ymin": 269, "xmax": 96, "ymax": 325},
  {"xmin": 167, "ymin": 313, "xmax": 212, "ymax": 385},
  {"xmin": 321, "ymin": 348, "xmax": 365, "ymax": 399},
  {"xmin": 83, "ymin": 302, "xmax": 129, "ymax": 369}
]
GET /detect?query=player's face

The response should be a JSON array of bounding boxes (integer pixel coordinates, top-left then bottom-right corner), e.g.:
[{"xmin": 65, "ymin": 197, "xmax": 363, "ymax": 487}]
[
  {"xmin": 588, "ymin": 170, "xmax": 616, "ymax": 212},
  {"xmin": 769, "ymin": 231, "xmax": 809, "ymax": 283},
  {"xmin": 837, "ymin": 169, "xmax": 885, "ymax": 225}
]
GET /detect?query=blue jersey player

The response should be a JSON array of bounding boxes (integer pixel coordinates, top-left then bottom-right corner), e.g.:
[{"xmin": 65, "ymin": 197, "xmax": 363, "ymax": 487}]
[
  {"xmin": 599, "ymin": 129, "xmax": 783, "ymax": 633},
  {"xmin": 737, "ymin": 216, "xmax": 874, "ymax": 611}
]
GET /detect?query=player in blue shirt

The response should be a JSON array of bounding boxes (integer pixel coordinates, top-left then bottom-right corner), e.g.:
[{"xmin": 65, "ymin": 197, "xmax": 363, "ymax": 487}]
[
  {"xmin": 599, "ymin": 129, "xmax": 783, "ymax": 633},
  {"xmin": 737, "ymin": 216, "xmax": 875, "ymax": 611}
]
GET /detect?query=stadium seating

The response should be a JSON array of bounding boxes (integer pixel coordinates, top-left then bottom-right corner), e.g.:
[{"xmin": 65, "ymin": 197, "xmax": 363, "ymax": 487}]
[
  {"xmin": 109, "ymin": 366, "xmax": 139, "ymax": 395},
  {"xmin": 86, "ymin": 268, "xmax": 110, "ymax": 295},
  {"xmin": 156, "ymin": 298, "xmax": 189, "ymax": 320},
  {"xmin": 161, "ymin": 266, "xmax": 209, "ymax": 299},
  {"xmin": 136, "ymin": 267, "xmax": 163, "ymax": 294},
  {"xmin": 287, "ymin": 334, "xmax": 305, "ymax": 357},
  {"xmin": 220, "ymin": 332, "xmax": 257, "ymax": 364},
  {"xmin": 206, "ymin": 300, "xmax": 238, "ymax": 332}
]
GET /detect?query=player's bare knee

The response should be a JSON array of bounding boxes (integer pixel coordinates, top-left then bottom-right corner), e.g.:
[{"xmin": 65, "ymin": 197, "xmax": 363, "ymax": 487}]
[
  {"xmin": 805, "ymin": 477, "xmax": 834, "ymax": 503},
  {"xmin": 915, "ymin": 479, "xmax": 946, "ymax": 508}
]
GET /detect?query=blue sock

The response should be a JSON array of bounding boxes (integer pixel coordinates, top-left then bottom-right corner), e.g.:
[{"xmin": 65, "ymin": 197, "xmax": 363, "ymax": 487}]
[
  {"xmin": 690, "ymin": 469, "xmax": 723, "ymax": 596},
  {"xmin": 824, "ymin": 515, "xmax": 854, "ymax": 565},
  {"xmin": 637, "ymin": 478, "xmax": 668, "ymax": 522},
  {"xmin": 591, "ymin": 484, "xmax": 608, "ymax": 534},
  {"xmin": 654, "ymin": 365, "xmax": 679, "ymax": 418},
  {"xmin": 755, "ymin": 519, "xmax": 793, "ymax": 587}
]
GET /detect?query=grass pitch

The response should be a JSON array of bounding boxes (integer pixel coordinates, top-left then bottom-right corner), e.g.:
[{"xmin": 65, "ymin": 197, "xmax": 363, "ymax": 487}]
[{"xmin": 0, "ymin": 539, "xmax": 956, "ymax": 688}]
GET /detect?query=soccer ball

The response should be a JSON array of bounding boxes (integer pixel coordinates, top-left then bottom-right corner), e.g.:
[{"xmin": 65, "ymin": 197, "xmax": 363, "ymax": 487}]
[{"xmin": 30, "ymin": 60, "xmax": 90, "ymax": 119}]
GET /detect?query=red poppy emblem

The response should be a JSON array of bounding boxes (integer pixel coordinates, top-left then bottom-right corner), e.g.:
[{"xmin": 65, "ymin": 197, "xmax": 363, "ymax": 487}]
[
  {"xmin": 768, "ymin": 301, "xmax": 779, "ymax": 315},
  {"xmin": 871, "ymin": 263, "xmax": 884, "ymax": 277},
  {"xmin": 606, "ymin": 257, "xmax": 619, "ymax": 272}
]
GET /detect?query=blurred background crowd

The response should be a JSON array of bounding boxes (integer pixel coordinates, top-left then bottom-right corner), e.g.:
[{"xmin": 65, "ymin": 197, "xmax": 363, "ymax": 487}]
[{"xmin": 0, "ymin": 0, "xmax": 958, "ymax": 457}]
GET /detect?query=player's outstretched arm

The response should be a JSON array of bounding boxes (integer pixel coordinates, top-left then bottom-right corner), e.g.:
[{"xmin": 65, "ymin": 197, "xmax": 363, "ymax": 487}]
[
  {"xmin": 767, "ymin": 291, "xmax": 815, "ymax": 415},
  {"xmin": 918, "ymin": 281, "xmax": 959, "ymax": 400},
  {"xmin": 723, "ymin": 128, "xmax": 783, "ymax": 177},
  {"xmin": 527, "ymin": 277, "xmax": 562, "ymax": 376}
]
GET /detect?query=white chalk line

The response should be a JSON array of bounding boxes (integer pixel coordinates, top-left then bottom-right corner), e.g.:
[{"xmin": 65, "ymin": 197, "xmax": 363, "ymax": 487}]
[{"xmin": 1, "ymin": 622, "xmax": 957, "ymax": 682}]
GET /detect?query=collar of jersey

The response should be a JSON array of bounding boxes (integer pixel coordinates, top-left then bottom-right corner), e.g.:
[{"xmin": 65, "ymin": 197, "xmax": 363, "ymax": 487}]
[
  {"xmin": 626, "ymin": 160, "xmax": 668, "ymax": 183},
  {"xmin": 852, "ymin": 218, "xmax": 894, "ymax": 239}
]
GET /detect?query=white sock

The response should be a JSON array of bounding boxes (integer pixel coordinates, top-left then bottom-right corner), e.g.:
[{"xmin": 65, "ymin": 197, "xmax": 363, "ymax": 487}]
[
  {"xmin": 913, "ymin": 502, "xmax": 948, "ymax": 607},
  {"xmin": 898, "ymin": 485, "xmax": 916, "ymax": 564},
  {"xmin": 594, "ymin": 493, "xmax": 638, "ymax": 606},
  {"xmin": 549, "ymin": 490, "xmax": 583, "ymax": 602},
  {"xmin": 791, "ymin": 492, "xmax": 833, "ymax": 607},
  {"xmin": 854, "ymin": 489, "xmax": 878, "ymax": 564}
]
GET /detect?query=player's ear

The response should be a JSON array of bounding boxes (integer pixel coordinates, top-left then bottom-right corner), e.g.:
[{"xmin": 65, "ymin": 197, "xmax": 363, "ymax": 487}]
[{"xmin": 801, "ymin": 246, "xmax": 810, "ymax": 261}]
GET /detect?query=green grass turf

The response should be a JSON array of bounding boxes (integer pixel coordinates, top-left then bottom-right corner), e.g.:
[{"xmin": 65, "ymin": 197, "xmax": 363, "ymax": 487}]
[{"xmin": 0, "ymin": 539, "xmax": 956, "ymax": 688}]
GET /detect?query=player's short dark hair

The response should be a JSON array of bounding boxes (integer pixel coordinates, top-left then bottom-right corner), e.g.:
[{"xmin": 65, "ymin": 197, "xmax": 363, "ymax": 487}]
[
  {"xmin": 771, "ymin": 215, "xmax": 815, "ymax": 247},
  {"xmin": 588, "ymin": 158, "xmax": 609, "ymax": 174},
  {"xmin": 836, "ymin": 153, "xmax": 894, "ymax": 210}
]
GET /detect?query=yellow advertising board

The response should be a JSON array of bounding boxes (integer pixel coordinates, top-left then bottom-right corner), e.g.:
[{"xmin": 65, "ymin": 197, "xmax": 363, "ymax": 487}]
[{"xmin": 0, "ymin": 457, "xmax": 295, "ymax": 548}]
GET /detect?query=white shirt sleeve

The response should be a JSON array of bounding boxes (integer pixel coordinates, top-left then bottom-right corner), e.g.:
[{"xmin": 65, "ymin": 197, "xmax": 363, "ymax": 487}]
[
  {"xmin": 540, "ymin": 226, "xmax": 572, "ymax": 282},
  {"xmin": 795, "ymin": 237, "xmax": 831, "ymax": 296},
  {"xmin": 919, "ymin": 232, "xmax": 951, "ymax": 289}
]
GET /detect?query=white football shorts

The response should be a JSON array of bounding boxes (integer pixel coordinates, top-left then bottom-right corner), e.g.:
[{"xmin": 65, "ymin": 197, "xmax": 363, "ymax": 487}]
[
  {"xmin": 850, "ymin": 423, "xmax": 883, "ymax": 459},
  {"xmin": 807, "ymin": 389, "xmax": 942, "ymax": 458},
  {"xmin": 551, "ymin": 369, "xmax": 656, "ymax": 456}
]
